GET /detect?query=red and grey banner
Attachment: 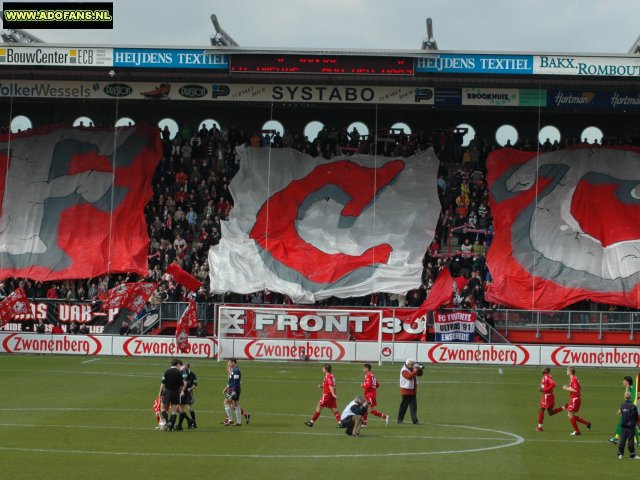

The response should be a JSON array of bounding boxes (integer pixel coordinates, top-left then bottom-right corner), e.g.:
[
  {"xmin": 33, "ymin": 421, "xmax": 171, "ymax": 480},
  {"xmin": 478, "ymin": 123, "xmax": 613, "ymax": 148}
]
[
  {"xmin": 486, "ymin": 146, "xmax": 640, "ymax": 310},
  {"xmin": 209, "ymin": 147, "xmax": 440, "ymax": 303},
  {"xmin": 0, "ymin": 124, "xmax": 161, "ymax": 281}
]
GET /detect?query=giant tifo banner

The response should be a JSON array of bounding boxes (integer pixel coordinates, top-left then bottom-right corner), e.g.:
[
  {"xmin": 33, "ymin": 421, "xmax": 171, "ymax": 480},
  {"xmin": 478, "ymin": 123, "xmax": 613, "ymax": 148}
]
[
  {"xmin": 486, "ymin": 146, "xmax": 640, "ymax": 310},
  {"xmin": 209, "ymin": 148, "xmax": 440, "ymax": 303},
  {"xmin": 434, "ymin": 312, "xmax": 476, "ymax": 342},
  {"xmin": 0, "ymin": 124, "xmax": 161, "ymax": 280},
  {"xmin": 217, "ymin": 305, "xmax": 426, "ymax": 341}
]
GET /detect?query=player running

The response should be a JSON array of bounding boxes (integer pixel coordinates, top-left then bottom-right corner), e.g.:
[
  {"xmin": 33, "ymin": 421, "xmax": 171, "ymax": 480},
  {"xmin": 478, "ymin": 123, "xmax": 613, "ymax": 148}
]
[
  {"xmin": 563, "ymin": 366, "xmax": 592, "ymax": 436},
  {"xmin": 536, "ymin": 367, "xmax": 564, "ymax": 431},
  {"xmin": 305, "ymin": 364, "xmax": 341, "ymax": 427},
  {"xmin": 361, "ymin": 363, "xmax": 389, "ymax": 427}
]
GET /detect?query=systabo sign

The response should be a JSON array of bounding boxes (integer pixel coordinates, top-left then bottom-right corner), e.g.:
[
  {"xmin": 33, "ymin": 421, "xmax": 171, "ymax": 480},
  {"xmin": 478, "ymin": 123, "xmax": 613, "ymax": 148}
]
[
  {"xmin": 2, "ymin": 333, "xmax": 102, "ymax": 355},
  {"xmin": 243, "ymin": 340, "xmax": 345, "ymax": 360},
  {"xmin": 178, "ymin": 84, "xmax": 207, "ymax": 99},
  {"xmin": 103, "ymin": 83, "xmax": 132, "ymax": 97},
  {"xmin": 427, "ymin": 343, "xmax": 530, "ymax": 365}
]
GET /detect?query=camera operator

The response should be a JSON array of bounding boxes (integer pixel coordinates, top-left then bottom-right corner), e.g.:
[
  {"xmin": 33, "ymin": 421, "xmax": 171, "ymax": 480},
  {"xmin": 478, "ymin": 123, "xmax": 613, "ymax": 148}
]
[
  {"xmin": 338, "ymin": 395, "xmax": 369, "ymax": 436},
  {"xmin": 398, "ymin": 358, "xmax": 423, "ymax": 425}
]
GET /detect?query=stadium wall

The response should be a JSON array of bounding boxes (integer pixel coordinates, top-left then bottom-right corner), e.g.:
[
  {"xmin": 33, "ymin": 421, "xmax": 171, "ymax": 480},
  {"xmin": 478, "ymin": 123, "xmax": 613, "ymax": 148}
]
[{"xmin": 2, "ymin": 332, "xmax": 640, "ymax": 368}]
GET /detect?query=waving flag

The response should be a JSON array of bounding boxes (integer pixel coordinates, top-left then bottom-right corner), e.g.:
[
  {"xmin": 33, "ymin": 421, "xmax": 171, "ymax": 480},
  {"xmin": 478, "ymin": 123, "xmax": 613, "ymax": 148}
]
[
  {"xmin": 0, "ymin": 286, "xmax": 32, "ymax": 328},
  {"xmin": 166, "ymin": 263, "xmax": 203, "ymax": 292},
  {"xmin": 486, "ymin": 146, "xmax": 640, "ymax": 309},
  {"xmin": 209, "ymin": 147, "xmax": 440, "ymax": 303},
  {"xmin": 0, "ymin": 124, "xmax": 161, "ymax": 281},
  {"xmin": 102, "ymin": 282, "xmax": 157, "ymax": 314},
  {"xmin": 176, "ymin": 297, "xmax": 198, "ymax": 352},
  {"xmin": 403, "ymin": 267, "xmax": 454, "ymax": 339}
]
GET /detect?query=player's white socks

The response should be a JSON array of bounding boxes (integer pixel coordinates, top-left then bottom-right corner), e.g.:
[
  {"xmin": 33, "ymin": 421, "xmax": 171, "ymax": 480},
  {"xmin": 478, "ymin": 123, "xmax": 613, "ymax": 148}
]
[
  {"xmin": 224, "ymin": 404, "xmax": 232, "ymax": 421},
  {"xmin": 235, "ymin": 406, "xmax": 242, "ymax": 424}
]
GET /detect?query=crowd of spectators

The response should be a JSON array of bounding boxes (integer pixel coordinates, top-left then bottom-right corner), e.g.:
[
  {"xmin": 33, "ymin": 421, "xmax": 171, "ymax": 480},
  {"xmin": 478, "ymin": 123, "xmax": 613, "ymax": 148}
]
[{"xmin": 0, "ymin": 121, "xmax": 634, "ymax": 315}]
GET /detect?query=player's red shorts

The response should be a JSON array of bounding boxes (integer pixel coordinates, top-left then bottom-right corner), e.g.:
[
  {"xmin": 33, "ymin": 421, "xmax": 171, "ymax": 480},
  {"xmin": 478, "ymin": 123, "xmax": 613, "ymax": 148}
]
[
  {"xmin": 318, "ymin": 393, "xmax": 337, "ymax": 409},
  {"xmin": 540, "ymin": 393, "xmax": 555, "ymax": 409},
  {"xmin": 567, "ymin": 397, "xmax": 581, "ymax": 413},
  {"xmin": 365, "ymin": 394, "xmax": 377, "ymax": 407}
]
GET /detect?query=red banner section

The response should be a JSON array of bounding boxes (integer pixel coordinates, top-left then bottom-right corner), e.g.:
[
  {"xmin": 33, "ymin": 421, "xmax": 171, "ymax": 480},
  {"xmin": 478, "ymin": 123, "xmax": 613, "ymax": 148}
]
[
  {"xmin": 218, "ymin": 305, "xmax": 426, "ymax": 341},
  {"xmin": 0, "ymin": 124, "xmax": 161, "ymax": 281},
  {"xmin": 0, "ymin": 299, "xmax": 124, "ymax": 334},
  {"xmin": 486, "ymin": 146, "xmax": 640, "ymax": 309}
]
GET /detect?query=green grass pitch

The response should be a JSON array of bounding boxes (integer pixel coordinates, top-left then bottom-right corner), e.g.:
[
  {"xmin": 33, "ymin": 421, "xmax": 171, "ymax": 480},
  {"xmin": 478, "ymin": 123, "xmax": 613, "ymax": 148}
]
[{"xmin": 0, "ymin": 354, "xmax": 635, "ymax": 479}]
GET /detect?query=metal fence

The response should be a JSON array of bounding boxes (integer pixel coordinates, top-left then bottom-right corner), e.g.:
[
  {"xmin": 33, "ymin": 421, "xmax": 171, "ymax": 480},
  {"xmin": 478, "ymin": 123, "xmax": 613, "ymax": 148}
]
[
  {"xmin": 141, "ymin": 303, "xmax": 639, "ymax": 341},
  {"xmin": 492, "ymin": 309, "xmax": 638, "ymax": 340}
]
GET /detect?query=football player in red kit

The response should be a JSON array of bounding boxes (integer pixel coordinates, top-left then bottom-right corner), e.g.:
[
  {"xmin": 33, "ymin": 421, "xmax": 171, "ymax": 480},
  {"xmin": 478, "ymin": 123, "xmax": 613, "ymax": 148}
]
[
  {"xmin": 536, "ymin": 367, "xmax": 564, "ymax": 431},
  {"xmin": 361, "ymin": 363, "xmax": 389, "ymax": 427},
  {"xmin": 305, "ymin": 364, "xmax": 340, "ymax": 427},
  {"xmin": 563, "ymin": 366, "xmax": 592, "ymax": 436}
]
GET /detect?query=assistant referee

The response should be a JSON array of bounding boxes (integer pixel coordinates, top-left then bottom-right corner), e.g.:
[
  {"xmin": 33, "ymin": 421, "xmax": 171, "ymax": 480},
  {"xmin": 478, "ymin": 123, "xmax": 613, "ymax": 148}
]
[{"xmin": 159, "ymin": 358, "xmax": 186, "ymax": 432}]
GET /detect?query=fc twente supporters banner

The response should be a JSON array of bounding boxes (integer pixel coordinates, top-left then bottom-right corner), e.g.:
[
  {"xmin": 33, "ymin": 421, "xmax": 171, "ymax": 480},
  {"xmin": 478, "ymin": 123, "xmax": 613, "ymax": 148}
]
[
  {"xmin": 434, "ymin": 311, "xmax": 476, "ymax": 342},
  {"xmin": 0, "ymin": 124, "xmax": 161, "ymax": 281},
  {"xmin": 209, "ymin": 147, "xmax": 440, "ymax": 303},
  {"xmin": 486, "ymin": 146, "xmax": 640, "ymax": 309}
]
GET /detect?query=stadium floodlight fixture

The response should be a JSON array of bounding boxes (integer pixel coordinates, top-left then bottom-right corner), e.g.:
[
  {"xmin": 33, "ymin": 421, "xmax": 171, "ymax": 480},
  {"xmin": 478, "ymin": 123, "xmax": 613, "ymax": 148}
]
[
  {"xmin": 210, "ymin": 14, "xmax": 239, "ymax": 47},
  {"xmin": 629, "ymin": 33, "xmax": 640, "ymax": 54},
  {"xmin": 0, "ymin": 12, "xmax": 45, "ymax": 43},
  {"xmin": 421, "ymin": 18, "xmax": 438, "ymax": 50}
]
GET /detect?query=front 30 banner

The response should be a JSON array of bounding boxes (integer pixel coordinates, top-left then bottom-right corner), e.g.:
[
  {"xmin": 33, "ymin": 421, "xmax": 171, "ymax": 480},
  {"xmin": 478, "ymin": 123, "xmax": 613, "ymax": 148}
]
[
  {"xmin": 0, "ymin": 124, "xmax": 161, "ymax": 280},
  {"xmin": 209, "ymin": 147, "xmax": 440, "ymax": 303}
]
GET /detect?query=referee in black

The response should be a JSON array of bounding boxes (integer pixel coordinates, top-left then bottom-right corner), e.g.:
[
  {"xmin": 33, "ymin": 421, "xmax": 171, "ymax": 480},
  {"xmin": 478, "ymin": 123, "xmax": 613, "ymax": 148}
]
[
  {"xmin": 159, "ymin": 358, "xmax": 187, "ymax": 432},
  {"xmin": 176, "ymin": 362, "xmax": 199, "ymax": 430}
]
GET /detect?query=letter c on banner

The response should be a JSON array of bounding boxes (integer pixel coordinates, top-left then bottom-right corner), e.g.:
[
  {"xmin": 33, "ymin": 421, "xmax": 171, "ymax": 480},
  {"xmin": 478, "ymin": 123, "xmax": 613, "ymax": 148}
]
[{"xmin": 250, "ymin": 159, "xmax": 404, "ymax": 283}]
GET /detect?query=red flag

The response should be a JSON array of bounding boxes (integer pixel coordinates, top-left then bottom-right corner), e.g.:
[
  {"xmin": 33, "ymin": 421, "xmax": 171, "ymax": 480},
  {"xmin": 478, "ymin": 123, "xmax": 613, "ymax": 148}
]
[
  {"xmin": 176, "ymin": 297, "xmax": 198, "ymax": 352},
  {"xmin": 404, "ymin": 267, "xmax": 454, "ymax": 333},
  {"xmin": 102, "ymin": 282, "xmax": 157, "ymax": 314},
  {"xmin": 422, "ymin": 267, "xmax": 454, "ymax": 311},
  {"xmin": 0, "ymin": 286, "xmax": 32, "ymax": 328},
  {"xmin": 0, "ymin": 124, "xmax": 161, "ymax": 281},
  {"xmin": 166, "ymin": 263, "xmax": 203, "ymax": 292}
]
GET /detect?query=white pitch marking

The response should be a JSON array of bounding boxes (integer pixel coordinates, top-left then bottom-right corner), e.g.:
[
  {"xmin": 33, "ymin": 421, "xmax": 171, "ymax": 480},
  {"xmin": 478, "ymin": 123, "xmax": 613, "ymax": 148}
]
[
  {"xmin": 81, "ymin": 358, "xmax": 101, "ymax": 364},
  {"xmin": 0, "ymin": 424, "xmax": 524, "ymax": 458}
]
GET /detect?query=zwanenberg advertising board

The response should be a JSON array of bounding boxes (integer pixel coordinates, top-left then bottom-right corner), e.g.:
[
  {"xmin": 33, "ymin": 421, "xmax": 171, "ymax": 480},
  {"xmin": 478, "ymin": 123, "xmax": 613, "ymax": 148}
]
[{"xmin": 2, "ymin": 332, "xmax": 640, "ymax": 367}]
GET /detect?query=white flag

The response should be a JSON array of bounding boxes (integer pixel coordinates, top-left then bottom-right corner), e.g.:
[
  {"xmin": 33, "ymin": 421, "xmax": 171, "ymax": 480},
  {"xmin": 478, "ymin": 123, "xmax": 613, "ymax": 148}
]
[{"xmin": 209, "ymin": 147, "xmax": 440, "ymax": 303}]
